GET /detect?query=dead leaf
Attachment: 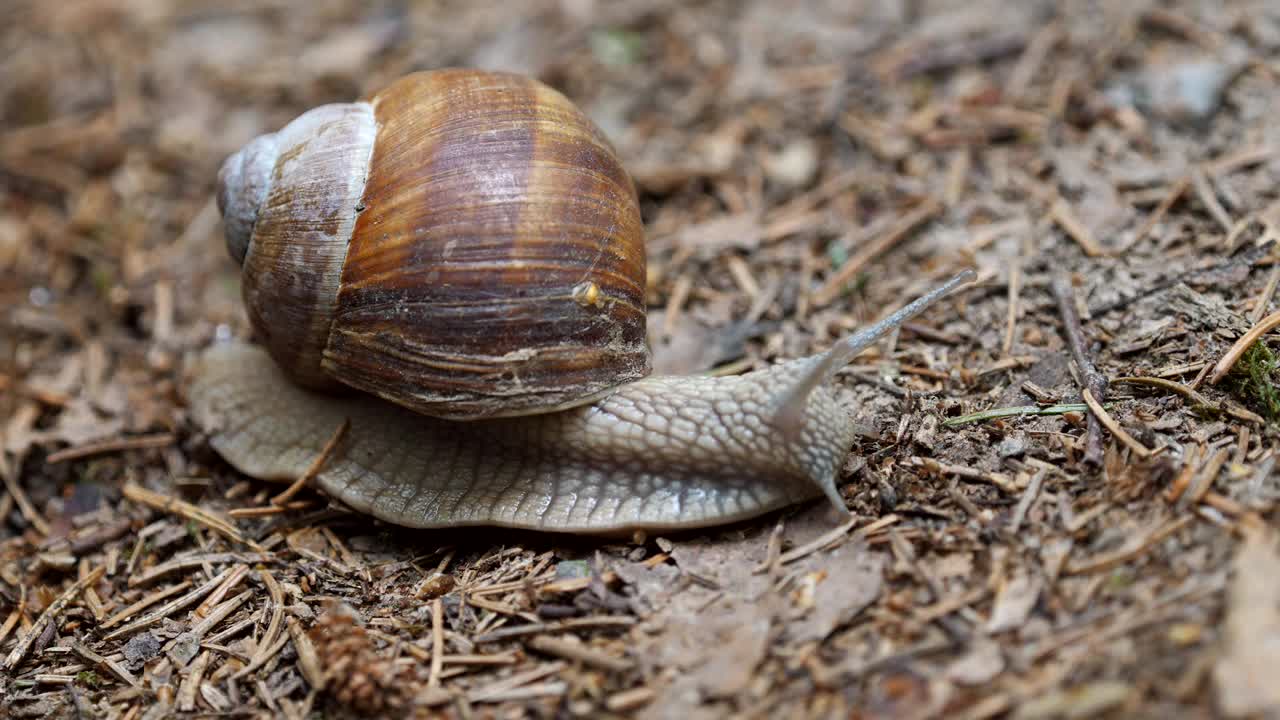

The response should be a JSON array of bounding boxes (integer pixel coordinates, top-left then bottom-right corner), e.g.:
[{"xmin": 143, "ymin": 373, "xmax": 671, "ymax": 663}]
[
  {"xmin": 44, "ymin": 398, "xmax": 126, "ymax": 448},
  {"xmin": 651, "ymin": 212, "xmax": 763, "ymax": 257},
  {"xmin": 668, "ymin": 530, "xmax": 771, "ymax": 597},
  {"xmin": 693, "ymin": 603, "xmax": 773, "ymax": 698},
  {"xmin": 946, "ymin": 636, "xmax": 1005, "ymax": 685},
  {"xmin": 786, "ymin": 542, "xmax": 883, "ymax": 643},
  {"xmin": 1213, "ymin": 526, "xmax": 1280, "ymax": 717},
  {"xmin": 3, "ymin": 401, "xmax": 42, "ymax": 456},
  {"xmin": 925, "ymin": 551, "xmax": 974, "ymax": 588},
  {"xmin": 615, "ymin": 559, "xmax": 682, "ymax": 614},
  {"xmin": 985, "ymin": 572, "xmax": 1041, "ymax": 634}
]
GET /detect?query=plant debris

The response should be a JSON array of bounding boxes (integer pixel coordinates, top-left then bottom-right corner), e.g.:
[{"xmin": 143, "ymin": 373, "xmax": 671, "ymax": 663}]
[{"xmin": 4, "ymin": 0, "xmax": 1280, "ymax": 717}]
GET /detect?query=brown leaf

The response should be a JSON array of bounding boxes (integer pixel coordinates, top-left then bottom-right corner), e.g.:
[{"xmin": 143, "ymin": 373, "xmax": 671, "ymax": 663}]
[
  {"xmin": 786, "ymin": 542, "xmax": 883, "ymax": 643},
  {"xmin": 692, "ymin": 603, "xmax": 773, "ymax": 698},
  {"xmin": 1214, "ymin": 526, "xmax": 1280, "ymax": 717},
  {"xmin": 44, "ymin": 398, "xmax": 126, "ymax": 448},
  {"xmin": 985, "ymin": 572, "xmax": 1041, "ymax": 634},
  {"xmin": 946, "ymin": 636, "xmax": 1005, "ymax": 685},
  {"xmin": 653, "ymin": 212, "xmax": 763, "ymax": 257}
]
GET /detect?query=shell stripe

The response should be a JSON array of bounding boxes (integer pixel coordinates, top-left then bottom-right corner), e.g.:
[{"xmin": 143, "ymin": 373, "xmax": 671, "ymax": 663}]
[{"xmin": 323, "ymin": 69, "xmax": 648, "ymax": 419}]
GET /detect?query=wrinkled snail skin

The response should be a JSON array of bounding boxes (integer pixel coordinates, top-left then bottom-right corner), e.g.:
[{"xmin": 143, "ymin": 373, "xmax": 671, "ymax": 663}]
[
  {"xmin": 188, "ymin": 343, "xmax": 853, "ymax": 533},
  {"xmin": 187, "ymin": 272, "xmax": 973, "ymax": 533}
]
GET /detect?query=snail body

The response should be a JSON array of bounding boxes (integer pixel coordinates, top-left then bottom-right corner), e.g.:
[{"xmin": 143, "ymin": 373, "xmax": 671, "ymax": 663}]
[
  {"xmin": 189, "ymin": 344, "xmax": 849, "ymax": 531},
  {"xmin": 193, "ymin": 68, "xmax": 973, "ymax": 533}
]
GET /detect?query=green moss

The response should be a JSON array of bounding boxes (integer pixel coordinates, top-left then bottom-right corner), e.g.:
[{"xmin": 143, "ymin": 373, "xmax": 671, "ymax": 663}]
[
  {"xmin": 76, "ymin": 670, "xmax": 101, "ymax": 687},
  {"xmin": 589, "ymin": 29, "xmax": 646, "ymax": 67},
  {"xmin": 1225, "ymin": 342, "xmax": 1280, "ymax": 423},
  {"xmin": 90, "ymin": 266, "xmax": 116, "ymax": 299},
  {"xmin": 1106, "ymin": 568, "xmax": 1134, "ymax": 592}
]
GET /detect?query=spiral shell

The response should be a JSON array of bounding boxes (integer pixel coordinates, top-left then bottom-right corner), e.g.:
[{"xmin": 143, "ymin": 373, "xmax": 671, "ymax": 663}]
[{"xmin": 216, "ymin": 69, "xmax": 649, "ymax": 420}]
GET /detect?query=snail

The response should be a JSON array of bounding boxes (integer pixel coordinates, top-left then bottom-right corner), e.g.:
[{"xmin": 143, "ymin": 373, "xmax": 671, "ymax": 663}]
[{"xmin": 187, "ymin": 69, "xmax": 974, "ymax": 534}]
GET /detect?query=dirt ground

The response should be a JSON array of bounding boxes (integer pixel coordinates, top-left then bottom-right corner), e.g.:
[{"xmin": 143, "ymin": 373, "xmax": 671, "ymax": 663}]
[{"xmin": 4, "ymin": 0, "xmax": 1280, "ymax": 717}]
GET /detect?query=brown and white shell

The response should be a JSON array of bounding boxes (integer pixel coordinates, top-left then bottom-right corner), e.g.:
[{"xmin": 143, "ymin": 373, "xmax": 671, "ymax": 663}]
[{"xmin": 216, "ymin": 69, "xmax": 649, "ymax": 420}]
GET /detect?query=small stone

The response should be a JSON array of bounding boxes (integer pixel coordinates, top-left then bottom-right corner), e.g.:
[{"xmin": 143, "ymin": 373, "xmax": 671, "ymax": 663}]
[
  {"xmin": 123, "ymin": 632, "xmax": 162, "ymax": 668},
  {"xmin": 763, "ymin": 139, "xmax": 819, "ymax": 189},
  {"xmin": 167, "ymin": 631, "xmax": 200, "ymax": 666},
  {"xmin": 997, "ymin": 433, "xmax": 1028, "ymax": 459},
  {"xmin": 555, "ymin": 559, "xmax": 592, "ymax": 579}
]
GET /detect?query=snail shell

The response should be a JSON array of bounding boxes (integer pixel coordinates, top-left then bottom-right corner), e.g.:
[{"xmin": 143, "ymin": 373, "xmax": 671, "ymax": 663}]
[{"xmin": 216, "ymin": 69, "xmax": 648, "ymax": 420}]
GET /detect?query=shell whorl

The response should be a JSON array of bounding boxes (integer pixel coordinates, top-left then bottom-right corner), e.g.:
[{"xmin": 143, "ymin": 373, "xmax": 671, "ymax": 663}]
[
  {"xmin": 215, "ymin": 69, "xmax": 650, "ymax": 419},
  {"xmin": 216, "ymin": 134, "xmax": 278, "ymax": 265},
  {"xmin": 223, "ymin": 102, "xmax": 378, "ymax": 389}
]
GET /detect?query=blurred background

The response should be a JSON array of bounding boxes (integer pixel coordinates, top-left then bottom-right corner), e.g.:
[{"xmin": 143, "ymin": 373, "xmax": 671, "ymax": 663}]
[{"xmin": 3, "ymin": 0, "xmax": 1276, "ymax": 388}]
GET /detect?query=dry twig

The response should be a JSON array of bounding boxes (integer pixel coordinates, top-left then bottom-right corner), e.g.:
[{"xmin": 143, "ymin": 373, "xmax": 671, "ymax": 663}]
[
  {"xmin": 272, "ymin": 419, "xmax": 349, "ymax": 506},
  {"xmin": 122, "ymin": 483, "xmax": 261, "ymax": 551},
  {"xmin": 1082, "ymin": 388, "xmax": 1152, "ymax": 459},
  {"xmin": 1051, "ymin": 273, "xmax": 1108, "ymax": 466},
  {"xmin": 5, "ymin": 566, "xmax": 104, "ymax": 669},
  {"xmin": 1208, "ymin": 309, "xmax": 1280, "ymax": 385},
  {"xmin": 45, "ymin": 432, "xmax": 175, "ymax": 463}
]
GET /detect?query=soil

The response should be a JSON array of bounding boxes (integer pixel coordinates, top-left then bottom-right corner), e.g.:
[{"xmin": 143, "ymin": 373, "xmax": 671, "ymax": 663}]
[{"xmin": 4, "ymin": 1, "xmax": 1280, "ymax": 718}]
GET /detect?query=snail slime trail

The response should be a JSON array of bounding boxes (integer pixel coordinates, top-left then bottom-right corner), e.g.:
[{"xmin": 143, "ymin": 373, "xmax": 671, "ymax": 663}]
[{"xmin": 194, "ymin": 68, "xmax": 976, "ymax": 533}]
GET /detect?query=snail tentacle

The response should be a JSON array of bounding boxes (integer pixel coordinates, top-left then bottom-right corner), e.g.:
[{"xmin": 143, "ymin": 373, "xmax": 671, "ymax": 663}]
[{"xmin": 769, "ymin": 270, "xmax": 975, "ymax": 437}]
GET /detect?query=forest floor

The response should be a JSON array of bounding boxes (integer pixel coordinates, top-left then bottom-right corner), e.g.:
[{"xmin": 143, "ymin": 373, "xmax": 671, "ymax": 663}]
[{"xmin": 4, "ymin": 1, "xmax": 1280, "ymax": 718}]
